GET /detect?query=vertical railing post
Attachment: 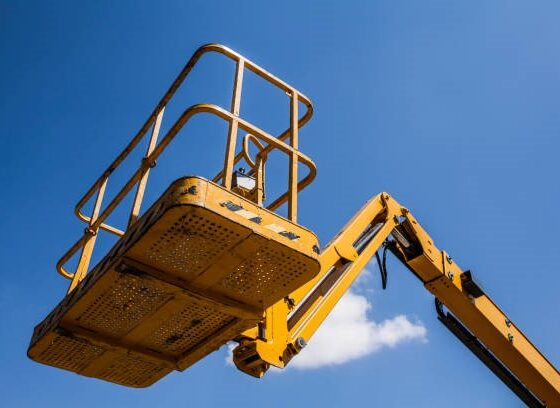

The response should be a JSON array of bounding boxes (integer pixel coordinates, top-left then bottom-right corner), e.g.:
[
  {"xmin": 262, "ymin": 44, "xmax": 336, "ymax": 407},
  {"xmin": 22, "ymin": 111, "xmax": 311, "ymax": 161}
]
[
  {"xmin": 68, "ymin": 177, "xmax": 108, "ymax": 293},
  {"xmin": 255, "ymin": 156, "xmax": 265, "ymax": 206},
  {"xmin": 288, "ymin": 91, "xmax": 299, "ymax": 222},
  {"xmin": 128, "ymin": 107, "xmax": 165, "ymax": 228},
  {"xmin": 223, "ymin": 58, "xmax": 245, "ymax": 190}
]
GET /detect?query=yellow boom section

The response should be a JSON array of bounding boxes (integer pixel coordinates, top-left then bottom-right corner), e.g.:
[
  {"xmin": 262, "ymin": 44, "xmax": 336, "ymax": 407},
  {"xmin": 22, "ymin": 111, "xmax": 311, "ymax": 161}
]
[{"xmin": 232, "ymin": 193, "xmax": 560, "ymax": 407}]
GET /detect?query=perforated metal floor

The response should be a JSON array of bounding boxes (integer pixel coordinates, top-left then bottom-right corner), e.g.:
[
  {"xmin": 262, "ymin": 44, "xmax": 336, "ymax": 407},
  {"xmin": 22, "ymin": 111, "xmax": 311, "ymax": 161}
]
[{"xmin": 28, "ymin": 177, "xmax": 320, "ymax": 387}]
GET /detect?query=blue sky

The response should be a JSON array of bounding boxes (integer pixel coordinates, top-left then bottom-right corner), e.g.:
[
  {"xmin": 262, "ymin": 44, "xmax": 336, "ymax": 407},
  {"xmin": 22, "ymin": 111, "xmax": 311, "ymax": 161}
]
[{"xmin": 1, "ymin": 1, "xmax": 559, "ymax": 406}]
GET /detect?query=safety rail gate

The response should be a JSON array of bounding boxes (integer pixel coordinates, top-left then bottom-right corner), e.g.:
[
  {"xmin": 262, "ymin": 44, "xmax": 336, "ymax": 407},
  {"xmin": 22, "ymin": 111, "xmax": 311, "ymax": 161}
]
[{"xmin": 28, "ymin": 44, "xmax": 321, "ymax": 387}]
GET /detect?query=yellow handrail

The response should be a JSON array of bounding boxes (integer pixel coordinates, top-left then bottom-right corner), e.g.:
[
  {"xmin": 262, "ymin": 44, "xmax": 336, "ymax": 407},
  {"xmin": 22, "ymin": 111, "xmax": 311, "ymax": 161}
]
[
  {"xmin": 57, "ymin": 44, "xmax": 316, "ymax": 292},
  {"xmin": 74, "ymin": 44, "xmax": 313, "ymax": 231}
]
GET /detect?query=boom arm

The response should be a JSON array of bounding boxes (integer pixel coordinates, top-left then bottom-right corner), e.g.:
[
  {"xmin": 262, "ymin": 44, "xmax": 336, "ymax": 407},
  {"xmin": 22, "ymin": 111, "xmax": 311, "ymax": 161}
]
[{"xmin": 232, "ymin": 193, "xmax": 560, "ymax": 407}]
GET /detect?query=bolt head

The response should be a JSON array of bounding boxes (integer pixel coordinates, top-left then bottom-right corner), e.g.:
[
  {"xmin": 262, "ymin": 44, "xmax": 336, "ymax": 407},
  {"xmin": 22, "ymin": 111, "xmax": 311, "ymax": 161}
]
[{"xmin": 296, "ymin": 337, "xmax": 307, "ymax": 349}]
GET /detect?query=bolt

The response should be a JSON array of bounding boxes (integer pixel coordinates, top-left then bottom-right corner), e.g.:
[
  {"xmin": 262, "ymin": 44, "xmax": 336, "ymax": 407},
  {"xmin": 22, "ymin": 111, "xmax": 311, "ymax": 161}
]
[
  {"xmin": 508, "ymin": 333, "xmax": 514, "ymax": 343},
  {"xmin": 141, "ymin": 157, "xmax": 156, "ymax": 168},
  {"xmin": 448, "ymin": 272, "xmax": 454, "ymax": 281},
  {"xmin": 446, "ymin": 255, "xmax": 453, "ymax": 264},
  {"xmin": 505, "ymin": 318, "xmax": 512, "ymax": 327},
  {"xmin": 84, "ymin": 227, "xmax": 97, "ymax": 236},
  {"xmin": 295, "ymin": 337, "xmax": 307, "ymax": 349}
]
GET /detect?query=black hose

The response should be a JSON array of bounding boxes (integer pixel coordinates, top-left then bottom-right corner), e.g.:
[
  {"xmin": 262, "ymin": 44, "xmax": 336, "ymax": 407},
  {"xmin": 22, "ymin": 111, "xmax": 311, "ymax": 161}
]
[
  {"xmin": 375, "ymin": 241, "xmax": 391, "ymax": 290},
  {"xmin": 382, "ymin": 242, "xmax": 389, "ymax": 288}
]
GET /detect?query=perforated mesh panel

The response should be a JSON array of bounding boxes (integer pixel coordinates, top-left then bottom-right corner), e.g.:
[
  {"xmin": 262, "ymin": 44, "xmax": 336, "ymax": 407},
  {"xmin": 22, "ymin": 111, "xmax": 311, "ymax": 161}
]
[
  {"xmin": 145, "ymin": 212, "xmax": 241, "ymax": 279},
  {"xmin": 219, "ymin": 245, "xmax": 312, "ymax": 303},
  {"xmin": 97, "ymin": 354, "xmax": 171, "ymax": 387},
  {"xmin": 76, "ymin": 274, "xmax": 172, "ymax": 338},
  {"xmin": 141, "ymin": 301, "xmax": 236, "ymax": 356},
  {"xmin": 37, "ymin": 334, "xmax": 105, "ymax": 372}
]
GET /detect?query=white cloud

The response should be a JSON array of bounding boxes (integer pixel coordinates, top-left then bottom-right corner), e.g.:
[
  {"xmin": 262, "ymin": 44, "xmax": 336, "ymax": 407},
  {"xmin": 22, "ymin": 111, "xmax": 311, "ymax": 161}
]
[
  {"xmin": 288, "ymin": 290, "xmax": 427, "ymax": 370},
  {"xmin": 224, "ymin": 267, "xmax": 427, "ymax": 371},
  {"xmin": 225, "ymin": 342, "xmax": 236, "ymax": 366}
]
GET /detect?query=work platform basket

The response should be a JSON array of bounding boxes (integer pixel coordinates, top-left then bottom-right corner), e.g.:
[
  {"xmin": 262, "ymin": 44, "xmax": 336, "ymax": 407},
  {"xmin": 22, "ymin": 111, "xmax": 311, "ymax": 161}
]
[{"xmin": 28, "ymin": 44, "xmax": 320, "ymax": 386}]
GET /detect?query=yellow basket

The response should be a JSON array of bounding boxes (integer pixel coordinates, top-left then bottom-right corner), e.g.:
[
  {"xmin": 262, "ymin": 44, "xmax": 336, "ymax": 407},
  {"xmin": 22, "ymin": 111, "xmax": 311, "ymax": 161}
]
[{"xmin": 28, "ymin": 176, "xmax": 320, "ymax": 387}]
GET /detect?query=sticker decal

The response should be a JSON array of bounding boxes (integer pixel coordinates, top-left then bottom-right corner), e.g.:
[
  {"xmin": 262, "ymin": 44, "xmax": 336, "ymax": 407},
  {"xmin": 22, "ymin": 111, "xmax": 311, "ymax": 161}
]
[{"xmin": 220, "ymin": 201, "xmax": 300, "ymax": 241}]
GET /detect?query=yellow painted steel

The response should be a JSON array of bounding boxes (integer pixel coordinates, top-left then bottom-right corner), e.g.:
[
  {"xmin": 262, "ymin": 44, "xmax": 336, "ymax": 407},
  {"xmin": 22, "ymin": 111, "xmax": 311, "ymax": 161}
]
[
  {"xmin": 28, "ymin": 43, "xmax": 560, "ymax": 406},
  {"xmin": 233, "ymin": 193, "xmax": 560, "ymax": 407}
]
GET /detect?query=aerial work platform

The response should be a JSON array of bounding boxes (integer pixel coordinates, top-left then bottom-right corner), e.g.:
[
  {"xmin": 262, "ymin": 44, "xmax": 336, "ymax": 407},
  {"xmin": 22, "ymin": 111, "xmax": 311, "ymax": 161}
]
[
  {"xmin": 27, "ymin": 43, "xmax": 560, "ymax": 406},
  {"xmin": 28, "ymin": 44, "xmax": 320, "ymax": 387}
]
